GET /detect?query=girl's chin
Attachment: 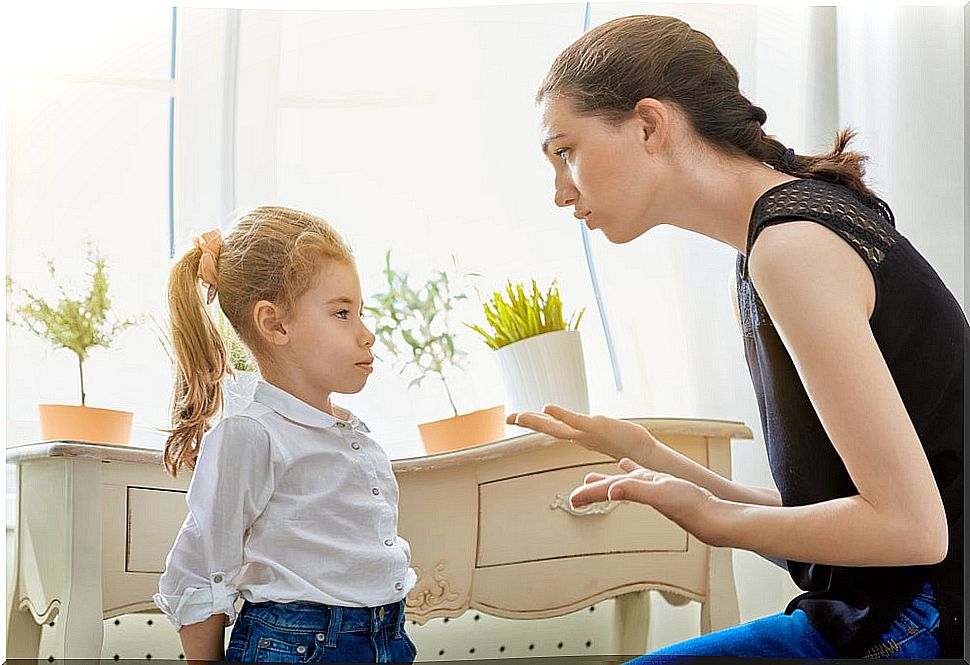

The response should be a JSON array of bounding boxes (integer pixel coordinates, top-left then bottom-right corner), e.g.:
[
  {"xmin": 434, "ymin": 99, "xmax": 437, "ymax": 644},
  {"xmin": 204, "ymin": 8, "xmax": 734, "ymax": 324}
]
[{"xmin": 335, "ymin": 379, "xmax": 369, "ymax": 395}]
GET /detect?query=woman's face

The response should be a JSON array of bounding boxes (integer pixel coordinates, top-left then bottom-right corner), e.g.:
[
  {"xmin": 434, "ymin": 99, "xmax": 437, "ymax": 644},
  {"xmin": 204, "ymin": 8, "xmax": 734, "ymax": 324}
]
[{"xmin": 539, "ymin": 96, "xmax": 666, "ymax": 243}]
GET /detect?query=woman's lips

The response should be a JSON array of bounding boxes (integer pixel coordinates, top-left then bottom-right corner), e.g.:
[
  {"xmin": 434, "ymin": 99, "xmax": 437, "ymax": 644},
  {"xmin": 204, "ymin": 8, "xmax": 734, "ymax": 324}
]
[{"xmin": 356, "ymin": 362, "xmax": 374, "ymax": 373}]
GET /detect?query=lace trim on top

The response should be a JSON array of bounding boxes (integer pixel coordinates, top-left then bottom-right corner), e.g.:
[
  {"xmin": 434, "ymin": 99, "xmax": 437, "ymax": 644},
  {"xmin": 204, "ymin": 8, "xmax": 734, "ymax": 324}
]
[
  {"xmin": 737, "ymin": 179, "xmax": 899, "ymax": 336},
  {"xmin": 745, "ymin": 179, "xmax": 898, "ymax": 269}
]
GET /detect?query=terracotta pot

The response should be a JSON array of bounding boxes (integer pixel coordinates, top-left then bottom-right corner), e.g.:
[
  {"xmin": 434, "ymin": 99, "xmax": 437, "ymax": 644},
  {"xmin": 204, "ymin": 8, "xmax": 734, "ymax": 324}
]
[
  {"xmin": 417, "ymin": 405, "xmax": 505, "ymax": 454},
  {"xmin": 38, "ymin": 404, "xmax": 134, "ymax": 445}
]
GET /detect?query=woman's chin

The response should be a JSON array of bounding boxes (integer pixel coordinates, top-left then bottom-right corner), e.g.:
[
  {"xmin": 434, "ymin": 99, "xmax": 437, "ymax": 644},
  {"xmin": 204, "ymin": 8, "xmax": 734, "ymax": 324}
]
[
  {"xmin": 603, "ymin": 221, "xmax": 653, "ymax": 244},
  {"xmin": 601, "ymin": 226, "xmax": 640, "ymax": 244}
]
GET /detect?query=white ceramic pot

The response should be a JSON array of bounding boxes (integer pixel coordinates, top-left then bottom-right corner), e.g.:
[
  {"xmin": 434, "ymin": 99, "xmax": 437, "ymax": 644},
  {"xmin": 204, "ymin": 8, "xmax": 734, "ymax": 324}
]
[{"xmin": 495, "ymin": 329, "xmax": 589, "ymax": 415}]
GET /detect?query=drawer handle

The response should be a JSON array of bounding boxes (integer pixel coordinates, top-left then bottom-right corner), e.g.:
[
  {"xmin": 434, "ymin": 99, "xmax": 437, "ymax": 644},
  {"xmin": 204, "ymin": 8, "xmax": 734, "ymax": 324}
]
[{"xmin": 550, "ymin": 494, "xmax": 622, "ymax": 516}]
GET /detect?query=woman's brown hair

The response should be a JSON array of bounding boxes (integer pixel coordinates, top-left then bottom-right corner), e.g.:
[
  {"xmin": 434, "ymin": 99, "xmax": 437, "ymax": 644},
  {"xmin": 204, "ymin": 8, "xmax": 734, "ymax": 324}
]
[
  {"xmin": 164, "ymin": 206, "xmax": 353, "ymax": 477},
  {"xmin": 537, "ymin": 15, "xmax": 876, "ymax": 199}
]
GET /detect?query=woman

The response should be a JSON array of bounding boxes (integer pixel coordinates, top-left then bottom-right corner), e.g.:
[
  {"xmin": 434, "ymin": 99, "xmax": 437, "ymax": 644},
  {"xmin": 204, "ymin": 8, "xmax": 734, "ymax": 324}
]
[{"xmin": 509, "ymin": 14, "xmax": 964, "ymax": 660}]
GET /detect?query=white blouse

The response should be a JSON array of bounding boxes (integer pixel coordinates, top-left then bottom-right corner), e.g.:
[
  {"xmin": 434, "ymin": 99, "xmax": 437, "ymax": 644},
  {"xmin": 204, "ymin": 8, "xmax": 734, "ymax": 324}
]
[{"xmin": 153, "ymin": 380, "xmax": 416, "ymax": 631}]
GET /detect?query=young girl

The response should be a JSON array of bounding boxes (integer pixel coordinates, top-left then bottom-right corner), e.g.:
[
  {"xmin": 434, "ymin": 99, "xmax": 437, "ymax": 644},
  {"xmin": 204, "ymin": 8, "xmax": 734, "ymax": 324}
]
[
  {"xmin": 509, "ymin": 14, "xmax": 964, "ymax": 660},
  {"xmin": 153, "ymin": 207, "xmax": 418, "ymax": 663}
]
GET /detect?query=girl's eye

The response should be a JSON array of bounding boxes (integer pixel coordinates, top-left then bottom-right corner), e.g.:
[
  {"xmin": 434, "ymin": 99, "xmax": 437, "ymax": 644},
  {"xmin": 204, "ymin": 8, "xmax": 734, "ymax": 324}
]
[
  {"xmin": 555, "ymin": 148, "xmax": 570, "ymax": 162},
  {"xmin": 335, "ymin": 310, "xmax": 349, "ymax": 320}
]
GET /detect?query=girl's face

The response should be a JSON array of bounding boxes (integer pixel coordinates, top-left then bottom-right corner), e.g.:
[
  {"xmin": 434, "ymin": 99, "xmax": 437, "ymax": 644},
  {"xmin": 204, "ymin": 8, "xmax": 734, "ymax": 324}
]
[
  {"xmin": 282, "ymin": 260, "xmax": 376, "ymax": 395},
  {"xmin": 539, "ymin": 96, "xmax": 667, "ymax": 243}
]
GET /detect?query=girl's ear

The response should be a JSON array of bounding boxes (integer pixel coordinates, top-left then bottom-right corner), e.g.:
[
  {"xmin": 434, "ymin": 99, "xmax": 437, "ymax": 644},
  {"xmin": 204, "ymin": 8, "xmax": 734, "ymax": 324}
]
[
  {"xmin": 253, "ymin": 300, "xmax": 289, "ymax": 346},
  {"xmin": 632, "ymin": 98, "xmax": 670, "ymax": 153}
]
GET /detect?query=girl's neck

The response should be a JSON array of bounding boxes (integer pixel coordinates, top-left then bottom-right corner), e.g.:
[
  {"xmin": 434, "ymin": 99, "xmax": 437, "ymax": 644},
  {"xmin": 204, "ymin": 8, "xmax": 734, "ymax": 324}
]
[{"xmin": 258, "ymin": 367, "xmax": 342, "ymax": 419}]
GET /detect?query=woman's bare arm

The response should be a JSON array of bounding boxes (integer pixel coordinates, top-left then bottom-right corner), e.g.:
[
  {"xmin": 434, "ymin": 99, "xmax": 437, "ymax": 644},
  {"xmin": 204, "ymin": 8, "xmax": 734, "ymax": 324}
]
[{"xmin": 511, "ymin": 408, "xmax": 783, "ymax": 507}]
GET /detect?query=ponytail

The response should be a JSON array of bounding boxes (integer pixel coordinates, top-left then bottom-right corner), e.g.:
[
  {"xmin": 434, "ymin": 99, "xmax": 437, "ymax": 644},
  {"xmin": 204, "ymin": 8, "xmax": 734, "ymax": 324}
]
[
  {"xmin": 163, "ymin": 248, "xmax": 231, "ymax": 477},
  {"xmin": 751, "ymin": 127, "xmax": 876, "ymax": 200}
]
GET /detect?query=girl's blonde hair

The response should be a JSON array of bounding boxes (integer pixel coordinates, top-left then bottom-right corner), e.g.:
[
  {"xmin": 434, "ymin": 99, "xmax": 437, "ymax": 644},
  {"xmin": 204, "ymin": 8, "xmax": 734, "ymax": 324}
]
[{"xmin": 164, "ymin": 206, "xmax": 353, "ymax": 477}]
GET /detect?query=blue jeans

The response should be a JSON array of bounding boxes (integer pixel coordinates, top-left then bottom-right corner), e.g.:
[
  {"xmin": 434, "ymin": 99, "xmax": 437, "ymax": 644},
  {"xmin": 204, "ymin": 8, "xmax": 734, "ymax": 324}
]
[
  {"xmin": 224, "ymin": 598, "xmax": 416, "ymax": 663},
  {"xmin": 626, "ymin": 583, "xmax": 940, "ymax": 661}
]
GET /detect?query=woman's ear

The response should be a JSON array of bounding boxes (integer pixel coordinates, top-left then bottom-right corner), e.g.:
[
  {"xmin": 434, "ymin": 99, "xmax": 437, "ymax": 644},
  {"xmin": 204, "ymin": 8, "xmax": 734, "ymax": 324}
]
[
  {"xmin": 253, "ymin": 300, "xmax": 289, "ymax": 347},
  {"xmin": 633, "ymin": 98, "xmax": 670, "ymax": 153}
]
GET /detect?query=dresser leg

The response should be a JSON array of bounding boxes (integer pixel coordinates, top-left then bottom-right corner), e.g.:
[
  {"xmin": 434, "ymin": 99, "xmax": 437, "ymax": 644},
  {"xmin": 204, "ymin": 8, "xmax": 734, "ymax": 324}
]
[
  {"xmin": 48, "ymin": 460, "xmax": 104, "ymax": 659},
  {"xmin": 6, "ymin": 602, "xmax": 43, "ymax": 659},
  {"xmin": 701, "ymin": 437, "xmax": 741, "ymax": 634},
  {"xmin": 7, "ymin": 462, "xmax": 42, "ymax": 659},
  {"xmin": 700, "ymin": 546, "xmax": 740, "ymax": 634},
  {"xmin": 613, "ymin": 589, "xmax": 650, "ymax": 656}
]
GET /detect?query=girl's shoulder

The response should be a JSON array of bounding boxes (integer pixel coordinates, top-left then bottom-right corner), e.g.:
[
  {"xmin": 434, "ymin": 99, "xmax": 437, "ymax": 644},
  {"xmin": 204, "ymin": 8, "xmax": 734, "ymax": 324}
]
[{"xmin": 200, "ymin": 411, "xmax": 275, "ymax": 459}]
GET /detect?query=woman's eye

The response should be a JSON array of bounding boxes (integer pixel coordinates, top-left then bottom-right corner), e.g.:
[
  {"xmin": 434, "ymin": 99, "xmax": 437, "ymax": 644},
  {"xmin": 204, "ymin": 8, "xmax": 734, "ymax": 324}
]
[
  {"xmin": 335, "ymin": 310, "xmax": 349, "ymax": 319},
  {"xmin": 555, "ymin": 148, "xmax": 570, "ymax": 162}
]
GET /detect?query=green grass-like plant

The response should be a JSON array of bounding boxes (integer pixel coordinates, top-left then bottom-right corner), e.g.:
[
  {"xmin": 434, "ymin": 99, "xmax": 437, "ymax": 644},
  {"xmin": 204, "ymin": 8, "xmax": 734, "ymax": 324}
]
[
  {"xmin": 214, "ymin": 309, "xmax": 257, "ymax": 373},
  {"xmin": 6, "ymin": 250, "xmax": 139, "ymax": 406},
  {"xmin": 467, "ymin": 279, "xmax": 585, "ymax": 351},
  {"xmin": 149, "ymin": 309, "xmax": 257, "ymax": 375},
  {"xmin": 364, "ymin": 250, "xmax": 472, "ymax": 418}
]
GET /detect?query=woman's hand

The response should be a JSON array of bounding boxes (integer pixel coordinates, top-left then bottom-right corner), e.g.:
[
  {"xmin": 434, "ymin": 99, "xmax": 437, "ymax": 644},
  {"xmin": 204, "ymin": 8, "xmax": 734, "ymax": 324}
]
[
  {"xmin": 576, "ymin": 458, "xmax": 723, "ymax": 546},
  {"xmin": 507, "ymin": 404, "xmax": 656, "ymax": 464}
]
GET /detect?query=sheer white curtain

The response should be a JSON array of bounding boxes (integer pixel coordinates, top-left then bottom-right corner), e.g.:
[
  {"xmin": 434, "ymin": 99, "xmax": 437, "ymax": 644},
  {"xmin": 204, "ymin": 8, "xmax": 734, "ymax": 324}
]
[
  {"xmin": 5, "ymin": 5, "xmax": 175, "ymax": 447},
  {"xmin": 166, "ymin": 3, "xmax": 965, "ymax": 463}
]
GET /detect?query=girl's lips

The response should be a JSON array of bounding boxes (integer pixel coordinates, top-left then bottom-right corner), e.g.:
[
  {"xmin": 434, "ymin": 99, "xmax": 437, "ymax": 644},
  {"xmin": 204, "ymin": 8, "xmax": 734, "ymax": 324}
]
[{"xmin": 356, "ymin": 363, "xmax": 374, "ymax": 373}]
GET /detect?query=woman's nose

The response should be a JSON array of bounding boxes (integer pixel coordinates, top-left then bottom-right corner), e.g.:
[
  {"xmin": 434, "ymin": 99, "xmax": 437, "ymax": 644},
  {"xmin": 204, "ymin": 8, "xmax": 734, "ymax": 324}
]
[{"xmin": 554, "ymin": 174, "xmax": 578, "ymax": 208}]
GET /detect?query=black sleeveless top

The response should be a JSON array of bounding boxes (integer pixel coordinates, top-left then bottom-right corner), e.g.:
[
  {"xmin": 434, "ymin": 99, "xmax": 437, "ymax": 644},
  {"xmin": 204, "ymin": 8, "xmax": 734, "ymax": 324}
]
[{"xmin": 736, "ymin": 178, "xmax": 965, "ymax": 657}]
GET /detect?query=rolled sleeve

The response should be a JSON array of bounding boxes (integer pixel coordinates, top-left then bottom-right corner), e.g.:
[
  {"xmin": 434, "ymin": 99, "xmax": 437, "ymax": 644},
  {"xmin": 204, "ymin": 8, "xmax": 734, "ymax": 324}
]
[{"xmin": 153, "ymin": 416, "xmax": 274, "ymax": 630}]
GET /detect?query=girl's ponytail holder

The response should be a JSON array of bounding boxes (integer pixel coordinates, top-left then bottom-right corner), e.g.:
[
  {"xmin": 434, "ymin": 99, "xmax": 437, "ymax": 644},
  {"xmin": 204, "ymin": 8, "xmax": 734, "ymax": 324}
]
[{"xmin": 193, "ymin": 229, "xmax": 224, "ymax": 304}]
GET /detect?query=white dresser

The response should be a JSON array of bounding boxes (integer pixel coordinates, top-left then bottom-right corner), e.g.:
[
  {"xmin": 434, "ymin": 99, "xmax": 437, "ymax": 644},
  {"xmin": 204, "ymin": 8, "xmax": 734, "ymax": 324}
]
[{"xmin": 6, "ymin": 418, "xmax": 751, "ymax": 659}]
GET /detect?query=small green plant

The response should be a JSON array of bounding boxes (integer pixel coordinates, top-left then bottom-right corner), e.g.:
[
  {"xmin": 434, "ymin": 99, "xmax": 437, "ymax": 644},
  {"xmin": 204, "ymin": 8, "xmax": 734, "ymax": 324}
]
[
  {"xmin": 364, "ymin": 250, "xmax": 473, "ymax": 417},
  {"xmin": 216, "ymin": 311, "xmax": 258, "ymax": 373},
  {"xmin": 6, "ymin": 249, "xmax": 139, "ymax": 406},
  {"xmin": 467, "ymin": 279, "xmax": 585, "ymax": 350},
  {"xmin": 148, "ymin": 310, "xmax": 257, "ymax": 374}
]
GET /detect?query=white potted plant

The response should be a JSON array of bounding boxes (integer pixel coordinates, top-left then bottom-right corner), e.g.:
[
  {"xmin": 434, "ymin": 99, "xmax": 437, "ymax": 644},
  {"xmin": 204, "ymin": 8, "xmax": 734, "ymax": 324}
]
[
  {"xmin": 6, "ymin": 249, "xmax": 139, "ymax": 445},
  {"xmin": 366, "ymin": 250, "xmax": 504, "ymax": 454},
  {"xmin": 467, "ymin": 279, "xmax": 589, "ymax": 415}
]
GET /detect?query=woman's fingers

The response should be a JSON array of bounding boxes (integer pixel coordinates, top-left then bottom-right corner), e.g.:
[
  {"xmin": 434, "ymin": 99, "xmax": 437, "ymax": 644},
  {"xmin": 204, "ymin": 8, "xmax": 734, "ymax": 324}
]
[
  {"xmin": 568, "ymin": 476, "xmax": 615, "ymax": 507},
  {"xmin": 606, "ymin": 477, "xmax": 656, "ymax": 502},
  {"xmin": 618, "ymin": 458, "xmax": 643, "ymax": 472},
  {"xmin": 508, "ymin": 410, "xmax": 584, "ymax": 441},
  {"xmin": 569, "ymin": 469, "xmax": 662, "ymax": 507},
  {"xmin": 542, "ymin": 404, "xmax": 593, "ymax": 430},
  {"xmin": 587, "ymin": 460, "xmax": 644, "ymax": 485}
]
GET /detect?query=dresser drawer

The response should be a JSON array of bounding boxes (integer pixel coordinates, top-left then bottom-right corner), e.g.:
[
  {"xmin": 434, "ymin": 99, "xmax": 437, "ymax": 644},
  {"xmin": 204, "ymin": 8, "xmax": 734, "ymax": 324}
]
[
  {"xmin": 476, "ymin": 463, "xmax": 687, "ymax": 567},
  {"xmin": 126, "ymin": 487, "xmax": 188, "ymax": 573}
]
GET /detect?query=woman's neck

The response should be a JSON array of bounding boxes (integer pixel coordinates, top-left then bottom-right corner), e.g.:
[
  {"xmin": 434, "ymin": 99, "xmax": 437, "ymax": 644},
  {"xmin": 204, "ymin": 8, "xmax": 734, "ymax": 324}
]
[{"xmin": 662, "ymin": 152, "xmax": 797, "ymax": 255}]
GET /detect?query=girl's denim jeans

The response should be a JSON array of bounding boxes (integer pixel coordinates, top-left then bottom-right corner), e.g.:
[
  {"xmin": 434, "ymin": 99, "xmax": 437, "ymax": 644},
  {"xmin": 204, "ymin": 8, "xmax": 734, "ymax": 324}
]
[
  {"xmin": 224, "ymin": 598, "xmax": 416, "ymax": 663},
  {"xmin": 626, "ymin": 582, "xmax": 940, "ymax": 661}
]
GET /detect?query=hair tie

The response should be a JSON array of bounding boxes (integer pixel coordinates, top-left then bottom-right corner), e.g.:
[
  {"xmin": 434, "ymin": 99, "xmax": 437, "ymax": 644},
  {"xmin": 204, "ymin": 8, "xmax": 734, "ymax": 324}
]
[
  {"xmin": 779, "ymin": 147, "xmax": 796, "ymax": 168},
  {"xmin": 193, "ymin": 229, "xmax": 224, "ymax": 304}
]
